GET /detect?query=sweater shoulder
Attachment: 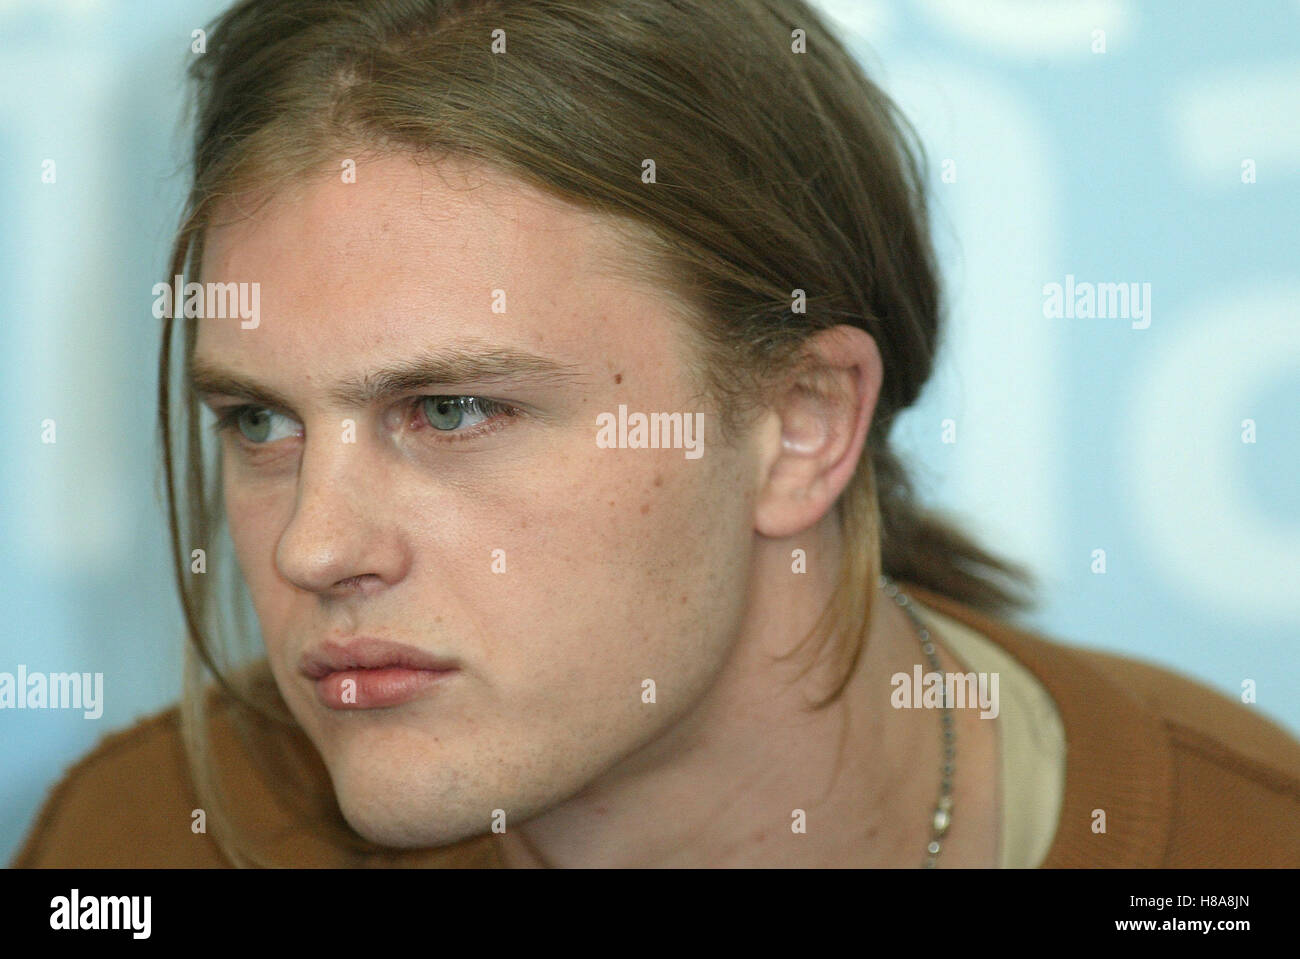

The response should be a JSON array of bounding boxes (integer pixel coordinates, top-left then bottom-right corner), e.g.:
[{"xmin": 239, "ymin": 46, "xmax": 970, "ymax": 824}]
[
  {"xmin": 10, "ymin": 703, "xmax": 229, "ymax": 868},
  {"xmin": 1060, "ymin": 645, "xmax": 1300, "ymax": 865},
  {"xmin": 11, "ymin": 692, "xmax": 501, "ymax": 869},
  {"xmin": 902, "ymin": 583, "xmax": 1300, "ymax": 867},
  {"xmin": 1071, "ymin": 645, "xmax": 1300, "ymax": 782}
]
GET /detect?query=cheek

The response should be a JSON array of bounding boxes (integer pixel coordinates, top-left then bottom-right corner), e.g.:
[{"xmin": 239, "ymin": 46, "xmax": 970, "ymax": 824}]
[
  {"xmin": 221, "ymin": 472, "xmax": 294, "ymax": 624},
  {"xmin": 470, "ymin": 440, "xmax": 755, "ymax": 717}
]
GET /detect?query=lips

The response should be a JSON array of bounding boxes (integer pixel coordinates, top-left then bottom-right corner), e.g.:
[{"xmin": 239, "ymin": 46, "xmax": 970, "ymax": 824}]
[{"xmin": 300, "ymin": 638, "xmax": 459, "ymax": 710}]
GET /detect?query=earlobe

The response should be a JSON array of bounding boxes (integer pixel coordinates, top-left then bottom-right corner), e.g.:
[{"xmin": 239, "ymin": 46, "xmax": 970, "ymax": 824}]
[{"xmin": 752, "ymin": 326, "xmax": 881, "ymax": 539}]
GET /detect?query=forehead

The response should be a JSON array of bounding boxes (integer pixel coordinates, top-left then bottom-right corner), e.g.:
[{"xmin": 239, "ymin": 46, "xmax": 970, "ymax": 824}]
[{"xmin": 194, "ymin": 153, "xmax": 672, "ymax": 374}]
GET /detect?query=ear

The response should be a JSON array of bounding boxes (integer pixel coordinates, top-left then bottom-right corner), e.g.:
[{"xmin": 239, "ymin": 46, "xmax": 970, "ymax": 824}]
[{"xmin": 753, "ymin": 325, "xmax": 881, "ymax": 538}]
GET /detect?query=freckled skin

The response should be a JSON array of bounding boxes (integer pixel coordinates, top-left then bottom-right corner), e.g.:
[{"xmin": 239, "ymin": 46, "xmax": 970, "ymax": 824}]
[{"xmin": 198, "ymin": 155, "xmax": 757, "ymax": 850}]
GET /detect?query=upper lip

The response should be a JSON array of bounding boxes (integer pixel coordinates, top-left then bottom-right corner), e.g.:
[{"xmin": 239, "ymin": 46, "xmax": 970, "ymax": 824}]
[{"xmin": 299, "ymin": 638, "xmax": 460, "ymax": 680}]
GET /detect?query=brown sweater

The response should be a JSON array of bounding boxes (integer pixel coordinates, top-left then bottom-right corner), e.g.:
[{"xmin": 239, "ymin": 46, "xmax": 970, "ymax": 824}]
[{"xmin": 12, "ymin": 582, "xmax": 1300, "ymax": 867}]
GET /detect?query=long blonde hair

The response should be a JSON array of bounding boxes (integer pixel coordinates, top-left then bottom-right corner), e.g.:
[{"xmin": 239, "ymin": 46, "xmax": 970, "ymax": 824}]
[{"xmin": 159, "ymin": 0, "xmax": 1037, "ymax": 866}]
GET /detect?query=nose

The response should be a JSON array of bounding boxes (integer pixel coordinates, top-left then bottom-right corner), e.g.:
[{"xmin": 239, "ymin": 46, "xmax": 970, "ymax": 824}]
[{"xmin": 274, "ymin": 437, "xmax": 411, "ymax": 597}]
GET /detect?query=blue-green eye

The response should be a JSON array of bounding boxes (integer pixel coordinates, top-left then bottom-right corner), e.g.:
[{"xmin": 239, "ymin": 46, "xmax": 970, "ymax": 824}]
[
  {"xmin": 420, "ymin": 396, "xmax": 505, "ymax": 431},
  {"xmin": 236, "ymin": 407, "xmax": 269, "ymax": 443},
  {"xmin": 215, "ymin": 406, "xmax": 300, "ymax": 444}
]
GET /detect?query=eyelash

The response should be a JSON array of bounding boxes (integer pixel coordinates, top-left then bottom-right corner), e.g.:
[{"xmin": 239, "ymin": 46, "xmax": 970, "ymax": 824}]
[{"xmin": 209, "ymin": 396, "xmax": 519, "ymax": 451}]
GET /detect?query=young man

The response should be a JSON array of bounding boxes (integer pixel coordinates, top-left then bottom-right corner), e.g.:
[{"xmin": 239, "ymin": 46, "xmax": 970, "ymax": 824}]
[{"xmin": 14, "ymin": 0, "xmax": 1300, "ymax": 868}]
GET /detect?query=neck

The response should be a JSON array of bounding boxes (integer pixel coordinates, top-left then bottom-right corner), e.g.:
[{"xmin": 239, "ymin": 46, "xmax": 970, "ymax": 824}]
[{"xmin": 493, "ymin": 526, "xmax": 945, "ymax": 867}]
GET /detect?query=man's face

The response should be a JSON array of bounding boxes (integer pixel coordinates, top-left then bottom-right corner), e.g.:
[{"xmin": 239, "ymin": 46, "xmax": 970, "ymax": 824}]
[{"xmin": 194, "ymin": 154, "xmax": 760, "ymax": 846}]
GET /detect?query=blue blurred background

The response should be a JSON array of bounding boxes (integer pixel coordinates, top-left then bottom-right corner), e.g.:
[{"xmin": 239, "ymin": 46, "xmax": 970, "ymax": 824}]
[{"xmin": 1, "ymin": 0, "xmax": 1297, "ymax": 863}]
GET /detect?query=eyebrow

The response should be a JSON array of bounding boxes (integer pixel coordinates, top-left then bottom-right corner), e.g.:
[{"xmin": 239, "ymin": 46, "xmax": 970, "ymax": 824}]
[{"xmin": 189, "ymin": 347, "xmax": 585, "ymax": 409}]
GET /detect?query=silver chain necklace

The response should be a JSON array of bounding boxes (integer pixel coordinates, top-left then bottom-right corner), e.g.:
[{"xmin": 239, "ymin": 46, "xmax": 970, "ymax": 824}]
[{"xmin": 879, "ymin": 575, "xmax": 954, "ymax": 868}]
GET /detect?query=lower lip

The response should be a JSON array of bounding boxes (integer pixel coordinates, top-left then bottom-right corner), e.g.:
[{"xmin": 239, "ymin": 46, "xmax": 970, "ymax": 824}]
[{"xmin": 313, "ymin": 668, "xmax": 457, "ymax": 710}]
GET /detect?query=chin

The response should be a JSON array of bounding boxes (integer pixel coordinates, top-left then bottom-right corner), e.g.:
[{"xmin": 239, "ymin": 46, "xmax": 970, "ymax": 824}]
[
  {"xmin": 296, "ymin": 706, "xmax": 492, "ymax": 847},
  {"xmin": 331, "ymin": 770, "xmax": 489, "ymax": 849}
]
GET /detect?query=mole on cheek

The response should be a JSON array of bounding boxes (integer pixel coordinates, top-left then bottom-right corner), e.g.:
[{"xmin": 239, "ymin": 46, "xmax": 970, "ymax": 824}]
[{"xmin": 614, "ymin": 373, "xmax": 623, "ymax": 384}]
